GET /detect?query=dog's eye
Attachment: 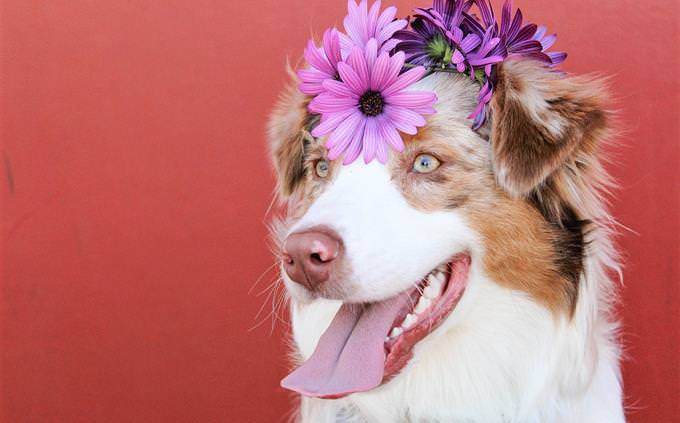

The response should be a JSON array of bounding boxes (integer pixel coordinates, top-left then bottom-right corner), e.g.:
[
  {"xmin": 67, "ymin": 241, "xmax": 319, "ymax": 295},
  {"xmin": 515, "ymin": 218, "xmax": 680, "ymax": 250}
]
[
  {"xmin": 315, "ymin": 159, "xmax": 329, "ymax": 178},
  {"xmin": 412, "ymin": 154, "xmax": 440, "ymax": 173}
]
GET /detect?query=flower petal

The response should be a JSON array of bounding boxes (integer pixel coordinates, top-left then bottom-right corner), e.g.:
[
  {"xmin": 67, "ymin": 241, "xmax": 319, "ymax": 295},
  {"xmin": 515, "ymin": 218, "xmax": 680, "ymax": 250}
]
[
  {"xmin": 500, "ymin": 0, "xmax": 512, "ymax": 35},
  {"xmin": 346, "ymin": 47, "xmax": 370, "ymax": 92},
  {"xmin": 304, "ymin": 40, "xmax": 333, "ymax": 75},
  {"xmin": 362, "ymin": 117, "xmax": 379, "ymax": 163},
  {"xmin": 540, "ymin": 33, "xmax": 557, "ymax": 50},
  {"xmin": 384, "ymin": 105, "xmax": 426, "ymax": 135},
  {"xmin": 377, "ymin": 19, "xmax": 408, "ymax": 44},
  {"xmin": 548, "ymin": 51, "xmax": 567, "ymax": 64},
  {"xmin": 367, "ymin": 0, "xmax": 381, "ymax": 36},
  {"xmin": 322, "ymin": 79, "xmax": 359, "ymax": 98},
  {"xmin": 337, "ymin": 61, "xmax": 366, "ymax": 94},
  {"xmin": 379, "ymin": 38, "xmax": 402, "ymax": 55},
  {"xmin": 507, "ymin": 9, "xmax": 523, "ymax": 40},
  {"xmin": 381, "ymin": 64, "xmax": 425, "ymax": 98},
  {"xmin": 476, "ymin": 0, "xmax": 496, "ymax": 28},
  {"xmin": 509, "ymin": 39, "xmax": 542, "ymax": 54},
  {"xmin": 365, "ymin": 38, "xmax": 378, "ymax": 72},
  {"xmin": 299, "ymin": 83, "xmax": 322, "ymax": 95},
  {"xmin": 309, "ymin": 93, "xmax": 358, "ymax": 114},
  {"xmin": 459, "ymin": 33, "xmax": 481, "ymax": 53},
  {"xmin": 343, "ymin": 15, "xmax": 363, "ymax": 46},
  {"xmin": 393, "ymin": 29, "xmax": 427, "ymax": 43},
  {"xmin": 385, "ymin": 91, "xmax": 437, "ymax": 109},
  {"xmin": 376, "ymin": 5, "xmax": 397, "ymax": 31},
  {"xmin": 533, "ymin": 25, "xmax": 547, "ymax": 41},
  {"xmin": 468, "ymin": 54, "xmax": 504, "ymax": 67},
  {"xmin": 370, "ymin": 51, "xmax": 389, "ymax": 91},
  {"xmin": 514, "ymin": 23, "xmax": 538, "ymax": 45},
  {"xmin": 326, "ymin": 110, "xmax": 363, "ymax": 153},
  {"xmin": 312, "ymin": 108, "xmax": 356, "ymax": 137},
  {"xmin": 377, "ymin": 118, "xmax": 404, "ymax": 152},
  {"xmin": 341, "ymin": 119, "xmax": 366, "ymax": 164},
  {"xmin": 323, "ymin": 28, "xmax": 342, "ymax": 66},
  {"xmin": 339, "ymin": 32, "xmax": 354, "ymax": 57},
  {"xmin": 298, "ymin": 68, "xmax": 331, "ymax": 82}
]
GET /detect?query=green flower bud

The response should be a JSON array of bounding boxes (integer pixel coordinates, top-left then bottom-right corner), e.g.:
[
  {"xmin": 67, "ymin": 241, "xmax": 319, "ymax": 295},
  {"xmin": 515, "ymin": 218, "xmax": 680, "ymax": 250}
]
[{"xmin": 426, "ymin": 34, "xmax": 453, "ymax": 65}]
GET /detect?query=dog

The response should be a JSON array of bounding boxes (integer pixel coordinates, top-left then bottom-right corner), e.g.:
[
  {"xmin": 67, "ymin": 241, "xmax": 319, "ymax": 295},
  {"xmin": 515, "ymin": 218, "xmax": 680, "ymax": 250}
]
[{"xmin": 266, "ymin": 57, "xmax": 625, "ymax": 422}]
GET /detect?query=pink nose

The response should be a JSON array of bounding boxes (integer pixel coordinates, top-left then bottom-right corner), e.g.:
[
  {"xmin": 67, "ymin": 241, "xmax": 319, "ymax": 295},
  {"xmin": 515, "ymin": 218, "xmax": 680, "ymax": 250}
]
[{"xmin": 282, "ymin": 230, "xmax": 342, "ymax": 291}]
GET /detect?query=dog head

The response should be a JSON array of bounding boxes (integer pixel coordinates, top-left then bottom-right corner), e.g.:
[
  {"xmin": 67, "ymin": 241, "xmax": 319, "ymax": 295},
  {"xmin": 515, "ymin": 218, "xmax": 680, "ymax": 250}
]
[{"xmin": 268, "ymin": 59, "xmax": 611, "ymax": 399}]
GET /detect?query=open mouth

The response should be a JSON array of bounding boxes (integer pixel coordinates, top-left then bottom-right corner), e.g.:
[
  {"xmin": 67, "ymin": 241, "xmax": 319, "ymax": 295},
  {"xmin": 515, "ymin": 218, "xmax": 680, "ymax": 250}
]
[{"xmin": 281, "ymin": 254, "xmax": 471, "ymax": 399}]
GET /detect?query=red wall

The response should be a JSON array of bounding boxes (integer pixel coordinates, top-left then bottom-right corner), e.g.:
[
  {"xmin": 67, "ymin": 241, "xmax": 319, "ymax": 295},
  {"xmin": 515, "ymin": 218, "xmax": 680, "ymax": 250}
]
[{"xmin": 1, "ymin": 1, "xmax": 677, "ymax": 421}]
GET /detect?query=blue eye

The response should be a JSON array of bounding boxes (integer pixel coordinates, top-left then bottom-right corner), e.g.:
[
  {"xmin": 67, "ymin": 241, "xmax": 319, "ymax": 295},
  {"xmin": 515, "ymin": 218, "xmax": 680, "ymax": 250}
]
[{"xmin": 412, "ymin": 154, "xmax": 441, "ymax": 173}]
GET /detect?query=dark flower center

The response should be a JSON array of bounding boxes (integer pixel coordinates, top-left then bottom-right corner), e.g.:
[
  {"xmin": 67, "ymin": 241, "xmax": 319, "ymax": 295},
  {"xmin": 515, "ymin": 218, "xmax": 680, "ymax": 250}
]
[{"xmin": 359, "ymin": 91, "xmax": 385, "ymax": 117}]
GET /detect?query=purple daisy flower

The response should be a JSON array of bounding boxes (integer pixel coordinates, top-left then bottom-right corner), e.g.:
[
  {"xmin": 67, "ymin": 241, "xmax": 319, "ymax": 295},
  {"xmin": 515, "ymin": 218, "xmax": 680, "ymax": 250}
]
[
  {"xmin": 341, "ymin": 0, "xmax": 408, "ymax": 55},
  {"xmin": 395, "ymin": 1, "xmax": 502, "ymax": 128},
  {"xmin": 395, "ymin": 2, "xmax": 480, "ymax": 69},
  {"xmin": 298, "ymin": 28, "xmax": 343, "ymax": 96},
  {"xmin": 533, "ymin": 25, "xmax": 567, "ymax": 65},
  {"xmin": 394, "ymin": 0, "xmax": 503, "ymax": 75},
  {"xmin": 309, "ymin": 41, "xmax": 437, "ymax": 165},
  {"xmin": 391, "ymin": 16, "xmax": 441, "ymax": 66}
]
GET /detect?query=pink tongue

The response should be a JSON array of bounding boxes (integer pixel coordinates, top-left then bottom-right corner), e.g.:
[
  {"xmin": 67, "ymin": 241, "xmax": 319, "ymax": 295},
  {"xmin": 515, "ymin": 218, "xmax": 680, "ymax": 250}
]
[{"xmin": 281, "ymin": 292, "xmax": 410, "ymax": 398}]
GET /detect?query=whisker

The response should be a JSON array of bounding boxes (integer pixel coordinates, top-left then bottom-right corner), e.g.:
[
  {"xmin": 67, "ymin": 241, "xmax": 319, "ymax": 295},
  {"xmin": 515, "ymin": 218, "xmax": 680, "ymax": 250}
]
[
  {"xmin": 248, "ymin": 261, "xmax": 280, "ymax": 295},
  {"xmin": 253, "ymin": 284, "xmax": 277, "ymax": 323},
  {"xmin": 256, "ymin": 275, "xmax": 285, "ymax": 298},
  {"xmin": 270, "ymin": 284, "xmax": 289, "ymax": 334}
]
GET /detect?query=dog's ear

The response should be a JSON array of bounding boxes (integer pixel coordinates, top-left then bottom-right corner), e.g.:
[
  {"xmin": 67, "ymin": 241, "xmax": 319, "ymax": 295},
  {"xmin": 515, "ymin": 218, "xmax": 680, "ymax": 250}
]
[
  {"xmin": 267, "ymin": 68, "xmax": 310, "ymax": 199},
  {"xmin": 489, "ymin": 59, "xmax": 611, "ymax": 203}
]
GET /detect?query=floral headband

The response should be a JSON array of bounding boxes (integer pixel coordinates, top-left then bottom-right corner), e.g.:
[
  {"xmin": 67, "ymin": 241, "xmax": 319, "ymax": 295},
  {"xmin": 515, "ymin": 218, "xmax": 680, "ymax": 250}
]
[{"xmin": 298, "ymin": 0, "xmax": 566, "ymax": 165}]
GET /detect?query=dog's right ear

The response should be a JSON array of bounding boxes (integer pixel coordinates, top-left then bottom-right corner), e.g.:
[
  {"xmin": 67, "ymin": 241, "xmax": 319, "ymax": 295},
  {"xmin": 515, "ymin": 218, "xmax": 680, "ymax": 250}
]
[
  {"xmin": 488, "ymin": 59, "xmax": 611, "ymax": 204},
  {"xmin": 267, "ymin": 68, "xmax": 310, "ymax": 199}
]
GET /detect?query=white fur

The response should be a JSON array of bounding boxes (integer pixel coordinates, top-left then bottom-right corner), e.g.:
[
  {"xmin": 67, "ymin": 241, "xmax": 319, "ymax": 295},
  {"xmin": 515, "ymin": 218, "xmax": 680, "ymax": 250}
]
[{"xmin": 279, "ymin": 75, "xmax": 625, "ymax": 422}]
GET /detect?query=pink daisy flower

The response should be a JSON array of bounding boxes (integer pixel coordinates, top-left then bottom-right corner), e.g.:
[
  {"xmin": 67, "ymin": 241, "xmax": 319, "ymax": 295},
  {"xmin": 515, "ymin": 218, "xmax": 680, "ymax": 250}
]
[
  {"xmin": 309, "ymin": 40, "xmax": 437, "ymax": 165},
  {"xmin": 298, "ymin": 28, "xmax": 343, "ymax": 96},
  {"xmin": 341, "ymin": 0, "xmax": 408, "ymax": 55}
]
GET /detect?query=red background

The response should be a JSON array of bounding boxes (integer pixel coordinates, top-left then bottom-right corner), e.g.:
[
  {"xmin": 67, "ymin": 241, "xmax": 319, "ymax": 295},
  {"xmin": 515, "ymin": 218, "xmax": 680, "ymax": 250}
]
[{"xmin": 1, "ymin": 0, "xmax": 678, "ymax": 422}]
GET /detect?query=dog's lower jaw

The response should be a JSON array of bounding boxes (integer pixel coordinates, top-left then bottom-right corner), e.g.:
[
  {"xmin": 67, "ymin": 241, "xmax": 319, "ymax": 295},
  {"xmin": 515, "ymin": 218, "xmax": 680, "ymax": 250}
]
[{"xmin": 290, "ymin": 264, "xmax": 625, "ymax": 423}]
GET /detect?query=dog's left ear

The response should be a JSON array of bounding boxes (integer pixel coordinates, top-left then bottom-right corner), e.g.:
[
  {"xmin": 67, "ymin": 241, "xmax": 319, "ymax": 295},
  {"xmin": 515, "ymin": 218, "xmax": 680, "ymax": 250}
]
[{"xmin": 488, "ymin": 59, "xmax": 611, "ymax": 199}]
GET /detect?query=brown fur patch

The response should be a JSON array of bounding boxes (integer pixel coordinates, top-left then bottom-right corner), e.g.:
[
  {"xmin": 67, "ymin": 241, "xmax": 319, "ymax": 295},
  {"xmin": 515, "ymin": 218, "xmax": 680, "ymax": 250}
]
[{"xmin": 467, "ymin": 193, "xmax": 580, "ymax": 313}]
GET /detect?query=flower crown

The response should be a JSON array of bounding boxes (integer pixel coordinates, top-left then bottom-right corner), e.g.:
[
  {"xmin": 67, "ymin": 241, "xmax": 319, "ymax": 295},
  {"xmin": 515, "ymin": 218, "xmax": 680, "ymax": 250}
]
[{"xmin": 298, "ymin": 0, "xmax": 566, "ymax": 165}]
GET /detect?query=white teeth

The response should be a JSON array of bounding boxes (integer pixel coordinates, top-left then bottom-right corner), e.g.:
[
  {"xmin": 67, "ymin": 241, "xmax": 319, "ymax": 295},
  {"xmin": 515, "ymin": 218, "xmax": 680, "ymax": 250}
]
[
  {"xmin": 402, "ymin": 313, "xmax": 418, "ymax": 329},
  {"xmin": 389, "ymin": 327, "xmax": 404, "ymax": 338},
  {"xmin": 426, "ymin": 273, "xmax": 438, "ymax": 288},
  {"xmin": 386, "ymin": 266, "xmax": 450, "ymax": 344},
  {"xmin": 424, "ymin": 279, "xmax": 442, "ymax": 299},
  {"xmin": 414, "ymin": 296, "xmax": 431, "ymax": 314}
]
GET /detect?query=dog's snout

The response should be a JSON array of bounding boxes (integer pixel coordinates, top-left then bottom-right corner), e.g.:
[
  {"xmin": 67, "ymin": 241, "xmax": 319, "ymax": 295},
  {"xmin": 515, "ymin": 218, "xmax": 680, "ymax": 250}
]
[{"xmin": 282, "ymin": 230, "xmax": 342, "ymax": 290}]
